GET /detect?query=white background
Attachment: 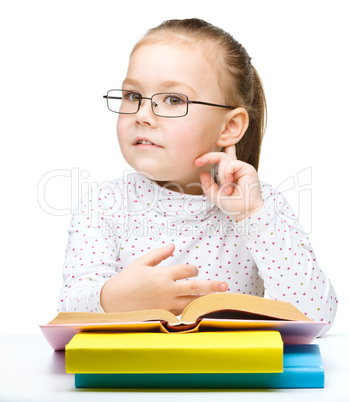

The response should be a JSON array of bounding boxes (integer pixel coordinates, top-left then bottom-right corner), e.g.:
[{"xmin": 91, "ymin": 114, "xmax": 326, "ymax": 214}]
[{"xmin": 1, "ymin": 0, "xmax": 348, "ymax": 334}]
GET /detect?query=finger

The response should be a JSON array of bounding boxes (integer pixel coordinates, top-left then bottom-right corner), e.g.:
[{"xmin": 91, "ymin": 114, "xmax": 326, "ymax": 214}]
[
  {"xmin": 223, "ymin": 144, "xmax": 238, "ymax": 161},
  {"xmin": 130, "ymin": 243, "xmax": 175, "ymax": 268},
  {"xmin": 176, "ymin": 280, "xmax": 228, "ymax": 296},
  {"xmin": 199, "ymin": 171, "xmax": 220, "ymax": 203},
  {"xmin": 167, "ymin": 264, "xmax": 199, "ymax": 280},
  {"xmin": 217, "ymin": 159, "xmax": 235, "ymax": 194},
  {"xmin": 194, "ymin": 152, "xmax": 230, "ymax": 167}
]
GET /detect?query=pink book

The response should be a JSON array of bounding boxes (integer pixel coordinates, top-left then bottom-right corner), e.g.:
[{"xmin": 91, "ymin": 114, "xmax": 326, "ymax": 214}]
[{"xmin": 40, "ymin": 319, "xmax": 327, "ymax": 351}]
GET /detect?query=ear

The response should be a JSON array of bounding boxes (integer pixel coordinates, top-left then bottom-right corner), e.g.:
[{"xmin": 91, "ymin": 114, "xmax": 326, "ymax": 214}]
[{"xmin": 216, "ymin": 107, "xmax": 249, "ymax": 148}]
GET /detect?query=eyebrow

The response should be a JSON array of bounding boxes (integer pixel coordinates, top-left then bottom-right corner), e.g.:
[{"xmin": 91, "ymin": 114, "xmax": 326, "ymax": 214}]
[{"xmin": 122, "ymin": 78, "xmax": 197, "ymax": 95}]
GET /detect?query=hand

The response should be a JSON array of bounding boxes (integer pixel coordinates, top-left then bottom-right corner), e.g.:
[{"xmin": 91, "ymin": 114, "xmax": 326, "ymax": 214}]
[
  {"xmin": 194, "ymin": 145, "xmax": 264, "ymax": 222},
  {"xmin": 100, "ymin": 243, "xmax": 228, "ymax": 315}
]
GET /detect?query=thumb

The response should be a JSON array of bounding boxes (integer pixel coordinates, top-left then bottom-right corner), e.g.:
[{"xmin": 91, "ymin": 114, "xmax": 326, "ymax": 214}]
[{"xmin": 129, "ymin": 243, "xmax": 175, "ymax": 268}]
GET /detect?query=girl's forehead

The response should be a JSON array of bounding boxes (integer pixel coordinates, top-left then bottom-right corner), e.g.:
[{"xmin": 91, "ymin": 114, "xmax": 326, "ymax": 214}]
[
  {"xmin": 131, "ymin": 40, "xmax": 215, "ymax": 61},
  {"xmin": 128, "ymin": 41, "xmax": 220, "ymax": 82}
]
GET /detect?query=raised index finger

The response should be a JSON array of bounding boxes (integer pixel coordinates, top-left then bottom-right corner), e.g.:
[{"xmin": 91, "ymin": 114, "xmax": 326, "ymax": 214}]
[{"xmin": 223, "ymin": 144, "xmax": 238, "ymax": 161}]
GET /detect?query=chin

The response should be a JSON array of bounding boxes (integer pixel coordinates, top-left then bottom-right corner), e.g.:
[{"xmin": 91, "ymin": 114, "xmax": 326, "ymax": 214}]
[
  {"xmin": 127, "ymin": 161, "xmax": 168, "ymax": 180},
  {"xmin": 129, "ymin": 164, "xmax": 163, "ymax": 181}
]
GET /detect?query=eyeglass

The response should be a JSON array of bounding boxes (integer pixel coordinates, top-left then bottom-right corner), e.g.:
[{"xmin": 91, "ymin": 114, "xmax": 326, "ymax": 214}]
[{"xmin": 103, "ymin": 89, "xmax": 236, "ymax": 118}]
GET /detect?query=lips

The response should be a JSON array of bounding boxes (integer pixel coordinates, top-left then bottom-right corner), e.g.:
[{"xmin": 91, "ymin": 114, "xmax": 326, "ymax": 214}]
[
  {"xmin": 136, "ymin": 140, "xmax": 155, "ymax": 145},
  {"xmin": 133, "ymin": 137, "xmax": 162, "ymax": 147},
  {"xmin": 135, "ymin": 142, "xmax": 162, "ymax": 148}
]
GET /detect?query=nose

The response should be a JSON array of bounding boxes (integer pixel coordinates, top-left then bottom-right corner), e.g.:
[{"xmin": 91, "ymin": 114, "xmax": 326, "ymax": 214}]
[{"xmin": 135, "ymin": 97, "xmax": 157, "ymax": 126}]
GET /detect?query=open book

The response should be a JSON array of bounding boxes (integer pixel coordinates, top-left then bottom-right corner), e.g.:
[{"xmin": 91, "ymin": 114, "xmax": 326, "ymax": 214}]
[{"xmin": 40, "ymin": 293, "xmax": 327, "ymax": 350}]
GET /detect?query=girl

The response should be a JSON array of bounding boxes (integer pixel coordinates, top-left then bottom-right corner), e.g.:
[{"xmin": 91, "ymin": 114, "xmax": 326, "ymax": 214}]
[{"xmin": 60, "ymin": 18, "xmax": 337, "ymax": 335}]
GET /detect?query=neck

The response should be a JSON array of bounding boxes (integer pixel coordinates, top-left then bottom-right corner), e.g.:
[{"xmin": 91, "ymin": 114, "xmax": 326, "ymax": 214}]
[{"xmin": 154, "ymin": 179, "xmax": 204, "ymax": 196}]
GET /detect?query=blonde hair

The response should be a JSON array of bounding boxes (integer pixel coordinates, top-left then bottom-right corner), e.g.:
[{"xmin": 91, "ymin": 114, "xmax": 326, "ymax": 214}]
[{"xmin": 131, "ymin": 18, "xmax": 267, "ymax": 171}]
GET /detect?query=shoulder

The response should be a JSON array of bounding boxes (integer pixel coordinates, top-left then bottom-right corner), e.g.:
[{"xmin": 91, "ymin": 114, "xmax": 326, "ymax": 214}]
[
  {"xmin": 259, "ymin": 179, "xmax": 289, "ymax": 212},
  {"xmin": 258, "ymin": 178, "xmax": 301, "ymax": 224},
  {"xmin": 259, "ymin": 179, "xmax": 291, "ymax": 205},
  {"xmin": 259, "ymin": 180, "xmax": 277, "ymax": 199}
]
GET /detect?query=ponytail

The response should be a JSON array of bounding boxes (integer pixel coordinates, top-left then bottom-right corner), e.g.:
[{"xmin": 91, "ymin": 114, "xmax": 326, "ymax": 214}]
[{"xmin": 235, "ymin": 65, "xmax": 267, "ymax": 171}]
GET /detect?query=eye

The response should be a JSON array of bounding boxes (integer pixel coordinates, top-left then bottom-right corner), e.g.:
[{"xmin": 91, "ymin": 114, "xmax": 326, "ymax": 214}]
[
  {"xmin": 164, "ymin": 94, "xmax": 186, "ymax": 106},
  {"xmin": 124, "ymin": 91, "xmax": 142, "ymax": 102}
]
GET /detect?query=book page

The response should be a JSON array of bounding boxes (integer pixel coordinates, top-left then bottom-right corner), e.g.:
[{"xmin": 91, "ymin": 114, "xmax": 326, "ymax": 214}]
[
  {"xmin": 48, "ymin": 309, "xmax": 179, "ymax": 325},
  {"xmin": 181, "ymin": 293, "xmax": 312, "ymax": 323}
]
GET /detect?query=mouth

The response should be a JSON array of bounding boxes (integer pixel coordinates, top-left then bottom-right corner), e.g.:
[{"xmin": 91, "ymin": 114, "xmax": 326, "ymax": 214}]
[{"xmin": 133, "ymin": 138, "xmax": 163, "ymax": 148}]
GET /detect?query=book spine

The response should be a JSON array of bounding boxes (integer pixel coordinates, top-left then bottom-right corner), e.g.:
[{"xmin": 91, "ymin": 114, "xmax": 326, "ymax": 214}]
[{"xmin": 75, "ymin": 370, "xmax": 324, "ymax": 389}]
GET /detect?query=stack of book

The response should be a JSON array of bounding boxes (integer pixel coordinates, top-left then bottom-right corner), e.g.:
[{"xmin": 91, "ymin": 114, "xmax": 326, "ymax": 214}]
[{"xmin": 40, "ymin": 293, "xmax": 326, "ymax": 389}]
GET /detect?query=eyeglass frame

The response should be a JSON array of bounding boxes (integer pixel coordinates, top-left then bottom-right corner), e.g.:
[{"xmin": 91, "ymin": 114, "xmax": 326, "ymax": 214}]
[{"xmin": 103, "ymin": 89, "xmax": 236, "ymax": 118}]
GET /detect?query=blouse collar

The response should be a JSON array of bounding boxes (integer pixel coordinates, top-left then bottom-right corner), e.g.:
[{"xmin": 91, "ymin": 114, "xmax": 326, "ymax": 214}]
[{"xmin": 126, "ymin": 164, "xmax": 222, "ymax": 221}]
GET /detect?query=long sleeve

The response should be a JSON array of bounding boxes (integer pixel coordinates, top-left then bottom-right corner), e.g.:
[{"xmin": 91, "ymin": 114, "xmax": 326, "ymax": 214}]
[
  {"xmin": 59, "ymin": 183, "xmax": 122, "ymax": 312},
  {"xmin": 233, "ymin": 182, "xmax": 338, "ymax": 336}
]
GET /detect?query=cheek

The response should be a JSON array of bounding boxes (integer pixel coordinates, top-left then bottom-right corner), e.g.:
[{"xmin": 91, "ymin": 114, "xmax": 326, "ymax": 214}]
[
  {"xmin": 116, "ymin": 117, "xmax": 134, "ymax": 163},
  {"xmin": 116, "ymin": 117, "xmax": 126, "ymax": 140},
  {"xmin": 116, "ymin": 117, "xmax": 131, "ymax": 152},
  {"xmin": 167, "ymin": 121, "xmax": 199, "ymax": 154},
  {"xmin": 170, "ymin": 117, "xmax": 218, "ymax": 156}
]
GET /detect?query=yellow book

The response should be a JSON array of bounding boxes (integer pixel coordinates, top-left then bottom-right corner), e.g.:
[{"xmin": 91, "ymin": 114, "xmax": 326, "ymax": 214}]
[{"xmin": 65, "ymin": 331, "xmax": 283, "ymax": 374}]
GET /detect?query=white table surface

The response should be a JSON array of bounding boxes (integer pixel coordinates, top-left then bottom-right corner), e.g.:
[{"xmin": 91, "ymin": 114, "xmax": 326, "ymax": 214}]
[{"xmin": 1, "ymin": 333, "xmax": 348, "ymax": 402}]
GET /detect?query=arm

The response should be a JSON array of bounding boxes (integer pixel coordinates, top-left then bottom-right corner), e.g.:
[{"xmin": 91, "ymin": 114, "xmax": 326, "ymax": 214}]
[
  {"xmin": 59, "ymin": 182, "xmax": 228, "ymax": 314},
  {"xmin": 234, "ymin": 182, "xmax": 338, "ymax": 335},
  {"xmin": 195, "ymin": 147, "xmax": 338, "ymax": 336},
  {"xmin": 59, "ymin": 184, "xmax": 121, "ymax": 312}
]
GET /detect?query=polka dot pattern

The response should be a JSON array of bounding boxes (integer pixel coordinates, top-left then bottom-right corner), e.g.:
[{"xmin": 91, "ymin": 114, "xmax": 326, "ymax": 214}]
[{"xmin": 59, "ymin": 168, "xmax": 338, "ymax": 334}]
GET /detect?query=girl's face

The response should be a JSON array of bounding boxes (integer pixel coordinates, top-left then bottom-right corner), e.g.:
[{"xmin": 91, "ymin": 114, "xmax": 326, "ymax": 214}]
[{"xmin": 117, "ymin": 41, "xmax": 229, "ymax": 195}]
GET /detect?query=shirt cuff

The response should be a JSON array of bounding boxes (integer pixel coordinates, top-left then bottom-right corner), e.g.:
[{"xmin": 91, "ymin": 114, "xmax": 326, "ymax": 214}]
[{"xmin": 94, "ymin": 278, "xmax": 112, "ymax": 313}]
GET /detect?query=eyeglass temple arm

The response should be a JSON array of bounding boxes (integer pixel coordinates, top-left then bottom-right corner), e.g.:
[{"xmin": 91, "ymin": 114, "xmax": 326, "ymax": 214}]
[
  {"xmin": 188, "ymin": 100, "xmax": 235, "ymax": 110},
  {"xmin": 103, "ymin": 95, "xmax": 122, "ymax": 100}
]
